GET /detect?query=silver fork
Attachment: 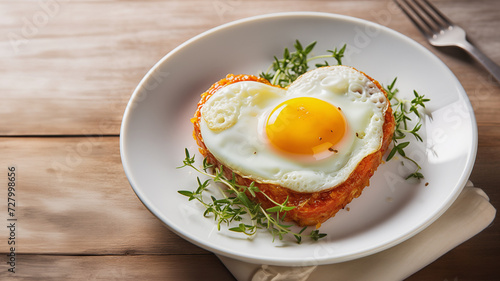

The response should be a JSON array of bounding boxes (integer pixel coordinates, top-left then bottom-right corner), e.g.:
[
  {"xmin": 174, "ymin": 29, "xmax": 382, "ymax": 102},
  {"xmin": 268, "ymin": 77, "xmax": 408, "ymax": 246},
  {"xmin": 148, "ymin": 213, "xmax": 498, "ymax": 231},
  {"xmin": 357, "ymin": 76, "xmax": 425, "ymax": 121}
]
[{"xmin": 395, "ymin": 0, "xmax": 500, "ymax": 84}]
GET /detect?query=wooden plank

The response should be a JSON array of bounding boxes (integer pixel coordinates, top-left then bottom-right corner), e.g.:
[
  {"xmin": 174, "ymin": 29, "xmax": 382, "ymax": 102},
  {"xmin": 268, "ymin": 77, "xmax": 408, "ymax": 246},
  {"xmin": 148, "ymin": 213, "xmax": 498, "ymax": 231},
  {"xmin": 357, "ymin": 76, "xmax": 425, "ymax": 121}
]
[
  {"xmin": 1, "ymin": 0, "xmax": 499, "ymax": 279},
  {"xmin": 0, "ymin": 137, "xmax": 207, "ymax": 255},
  {"xmin": 407, "ymin": 234, "xmax": 500, "ymax": 281},
  {"xmin": 1, "ymin": 0, "xmax": 499, "ymax": 135},
  {"xmin": 0, "ymin": 254, "xmax": 235, "ymax": 280},
  {"xmin": 1, "ymin": 1, "xmax": 208, "ymax": 135},
  {"xmin": 478, "ymin": 124, "xmax": 500, "ymax": 148},
  {"xmin": 0, "ymin": 136, "xmax": 498, "ymax": 277}
]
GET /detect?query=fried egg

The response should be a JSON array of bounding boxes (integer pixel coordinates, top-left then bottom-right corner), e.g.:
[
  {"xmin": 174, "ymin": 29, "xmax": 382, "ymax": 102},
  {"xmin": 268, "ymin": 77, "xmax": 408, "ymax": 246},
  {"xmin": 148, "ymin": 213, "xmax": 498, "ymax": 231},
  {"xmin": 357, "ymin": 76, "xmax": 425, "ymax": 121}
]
[{"xmin": 199, "ymin": 65, "xmax": 389, "ymax": 193}]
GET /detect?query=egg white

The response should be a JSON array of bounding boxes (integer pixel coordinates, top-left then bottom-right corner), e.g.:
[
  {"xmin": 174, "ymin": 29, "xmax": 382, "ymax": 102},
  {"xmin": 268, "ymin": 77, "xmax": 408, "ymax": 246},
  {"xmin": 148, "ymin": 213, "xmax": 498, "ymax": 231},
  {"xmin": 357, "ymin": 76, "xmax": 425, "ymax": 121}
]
[{"xmin": 200, "ymin": 66, "xmax": 388, "ymax": 193}]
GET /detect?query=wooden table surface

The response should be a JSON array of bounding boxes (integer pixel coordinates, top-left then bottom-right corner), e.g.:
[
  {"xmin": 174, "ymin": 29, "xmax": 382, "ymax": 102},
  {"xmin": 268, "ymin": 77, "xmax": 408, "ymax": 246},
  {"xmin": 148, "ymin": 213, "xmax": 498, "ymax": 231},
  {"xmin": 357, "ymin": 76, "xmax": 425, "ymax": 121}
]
[{"xmin": 1, "ymin": 0, "xmax": 499, "ymax": 280}]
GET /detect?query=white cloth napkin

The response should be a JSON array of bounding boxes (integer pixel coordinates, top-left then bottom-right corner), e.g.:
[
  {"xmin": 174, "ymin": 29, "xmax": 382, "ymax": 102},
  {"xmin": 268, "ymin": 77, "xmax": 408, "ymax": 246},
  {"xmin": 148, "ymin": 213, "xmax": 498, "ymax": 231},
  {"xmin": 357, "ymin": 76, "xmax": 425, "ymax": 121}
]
[{"xmin": 218, "ymin": 181, "xmax": 496, "ymax": 281}]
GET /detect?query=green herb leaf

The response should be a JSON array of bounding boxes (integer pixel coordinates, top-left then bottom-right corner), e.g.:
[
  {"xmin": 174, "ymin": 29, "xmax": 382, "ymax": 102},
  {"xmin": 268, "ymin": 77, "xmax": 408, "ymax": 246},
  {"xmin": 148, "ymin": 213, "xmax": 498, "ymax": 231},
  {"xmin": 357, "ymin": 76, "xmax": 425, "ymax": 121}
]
[
  {"xmin": 260, "ymin": 40, "xmax": 347, "ymax": 87},
  {"xmin": 179, "ymin": 41, "xmax": 431, "ymax": 245},
  {"xmin": 327, "ymin": 43, "xmax": 347, "ymax": 65},
  {"xmin": 177, "ymin": 149, "xmax": 326, "ymax": 243},
  {"xmin": 384, "ymin": 79, "xmax": 430, "ymax": 180},
  {"xmin": 178, "ymin": 190, "xmax": 193, "ymax": 197}
]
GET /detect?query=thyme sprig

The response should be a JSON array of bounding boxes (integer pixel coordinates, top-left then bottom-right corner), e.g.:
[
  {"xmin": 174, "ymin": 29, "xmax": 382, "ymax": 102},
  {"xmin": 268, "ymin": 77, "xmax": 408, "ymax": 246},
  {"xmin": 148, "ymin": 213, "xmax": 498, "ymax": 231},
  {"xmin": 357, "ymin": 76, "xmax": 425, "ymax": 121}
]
[
  {"xmin": 178, "ymin": 41, "xmax": 432, "ymax": 244},
  {"xmin": 177, "ymin": 149, "xmax": 327, "ymax": 243},
  {"xmin": 384, "ymin": 78, "xmax": 430, "ymax": 180},
  {"xmin": 260, "ymin": 40, "xmax": 430, "ymax": 179},
  {"xmin": 260, "ymin": 40, "xmax": 347, "ymax": 87}
]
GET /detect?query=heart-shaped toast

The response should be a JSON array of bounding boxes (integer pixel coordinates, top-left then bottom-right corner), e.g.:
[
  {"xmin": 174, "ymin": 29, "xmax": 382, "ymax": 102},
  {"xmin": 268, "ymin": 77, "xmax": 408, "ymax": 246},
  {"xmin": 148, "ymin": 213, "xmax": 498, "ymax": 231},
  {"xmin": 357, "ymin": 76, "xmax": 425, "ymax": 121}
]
[{"xmin": 192, "ymin": 65, "xmax": 395, "ymax": 226}]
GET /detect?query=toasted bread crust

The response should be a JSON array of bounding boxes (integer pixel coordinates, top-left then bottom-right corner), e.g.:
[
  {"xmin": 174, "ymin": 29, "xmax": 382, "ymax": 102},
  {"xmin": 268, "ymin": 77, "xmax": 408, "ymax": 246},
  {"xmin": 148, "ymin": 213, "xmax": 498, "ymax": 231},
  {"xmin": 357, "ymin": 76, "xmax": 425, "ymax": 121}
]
[{"xmin": 192, "ymin": 72, "xmax": 395, "ymax": 226}]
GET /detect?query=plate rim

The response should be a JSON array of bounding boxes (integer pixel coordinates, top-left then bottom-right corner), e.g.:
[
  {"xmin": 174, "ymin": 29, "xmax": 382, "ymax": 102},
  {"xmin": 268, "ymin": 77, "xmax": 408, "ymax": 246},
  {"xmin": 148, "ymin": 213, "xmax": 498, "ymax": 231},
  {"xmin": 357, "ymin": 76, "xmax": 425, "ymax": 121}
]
[{"xmin": 120, "ymin": 11, "xmax": 478, "ymax": 266}]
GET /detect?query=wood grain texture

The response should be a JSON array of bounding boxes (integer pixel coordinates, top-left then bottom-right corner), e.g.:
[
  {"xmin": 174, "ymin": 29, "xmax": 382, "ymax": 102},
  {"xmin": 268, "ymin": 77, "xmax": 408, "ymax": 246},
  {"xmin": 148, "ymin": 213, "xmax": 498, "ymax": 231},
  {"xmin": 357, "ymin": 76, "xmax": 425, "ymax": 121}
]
[
  {"xmin": 0, "ymin": 255, "xmax": 235, "ymax": 280},
  {"xmin": 1, "ymin": 0, "xmax": 499, "ymax": 280},
  {"xmin": 1, "ymin": 0, "xmax": 499, "ymax": 135},
  {"xmin": 0, "ymin": 137, "xmax": 206, "ymax": 255},
  {"xmin": 0, "ymin": 136, "xmax": 498, "ymax": 280}
]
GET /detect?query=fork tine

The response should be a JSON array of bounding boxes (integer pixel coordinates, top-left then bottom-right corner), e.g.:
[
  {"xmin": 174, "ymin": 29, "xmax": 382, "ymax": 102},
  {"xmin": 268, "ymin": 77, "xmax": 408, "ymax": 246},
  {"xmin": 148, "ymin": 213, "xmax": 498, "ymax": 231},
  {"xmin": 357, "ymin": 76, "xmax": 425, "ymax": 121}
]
[
  {"xmin": 420, "ymin": 0, "xmax": 454, "ymax": 27},
  {"xmin": 395, "ymin": 0, "xmax": 434, "ymax": 38},
  {"xmin": 406, "ymin": 0, "xmax": 442, "ymax": 33},
  {"xmin": 413, "ymin": 0, "xmax": 448, "ymax": 30}
]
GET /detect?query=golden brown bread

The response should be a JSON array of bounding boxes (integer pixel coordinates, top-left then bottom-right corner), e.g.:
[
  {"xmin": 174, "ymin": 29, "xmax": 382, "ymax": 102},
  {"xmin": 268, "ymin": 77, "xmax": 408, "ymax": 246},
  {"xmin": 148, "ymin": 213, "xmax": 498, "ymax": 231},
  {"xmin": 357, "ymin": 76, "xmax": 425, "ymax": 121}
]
[{"xmin": 192, "ymin": 72, "xmax": 395, "ymax": 227}]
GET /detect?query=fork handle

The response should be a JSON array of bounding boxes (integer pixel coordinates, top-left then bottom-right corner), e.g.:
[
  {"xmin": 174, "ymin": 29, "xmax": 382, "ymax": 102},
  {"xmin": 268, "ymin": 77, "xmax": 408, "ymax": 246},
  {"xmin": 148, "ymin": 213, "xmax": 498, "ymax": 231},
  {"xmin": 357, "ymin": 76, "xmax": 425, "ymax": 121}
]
[{"xmin": 460, "ymin": 41, "xmax": 500, "ymax": 84}]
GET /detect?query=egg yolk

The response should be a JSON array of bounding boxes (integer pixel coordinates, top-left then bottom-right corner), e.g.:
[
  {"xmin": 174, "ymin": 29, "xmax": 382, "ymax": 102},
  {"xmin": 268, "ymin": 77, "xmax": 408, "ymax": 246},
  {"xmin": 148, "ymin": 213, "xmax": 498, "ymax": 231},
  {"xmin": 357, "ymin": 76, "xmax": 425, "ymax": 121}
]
[{"xmin": 266, "ymin": 97, "xmax": 346, "ymax": 156}]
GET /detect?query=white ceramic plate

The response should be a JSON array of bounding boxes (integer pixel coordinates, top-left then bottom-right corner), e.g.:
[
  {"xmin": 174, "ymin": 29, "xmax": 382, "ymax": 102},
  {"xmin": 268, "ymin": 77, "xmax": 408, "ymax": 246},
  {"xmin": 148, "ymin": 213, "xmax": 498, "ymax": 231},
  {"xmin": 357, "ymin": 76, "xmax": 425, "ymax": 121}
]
[{"xmin": 120, "ymin": 12, "xmax": 477, "ymax": 266}]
